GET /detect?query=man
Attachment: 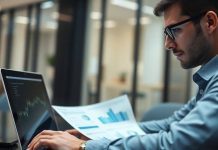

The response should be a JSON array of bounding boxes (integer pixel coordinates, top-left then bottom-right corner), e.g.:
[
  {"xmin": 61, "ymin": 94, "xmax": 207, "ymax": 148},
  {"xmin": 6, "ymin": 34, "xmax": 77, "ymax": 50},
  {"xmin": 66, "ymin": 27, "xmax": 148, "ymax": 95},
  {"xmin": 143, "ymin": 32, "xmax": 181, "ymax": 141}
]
[{"xmin": 28, "ymin": 0, "xmax": 218, "ymax": 149}]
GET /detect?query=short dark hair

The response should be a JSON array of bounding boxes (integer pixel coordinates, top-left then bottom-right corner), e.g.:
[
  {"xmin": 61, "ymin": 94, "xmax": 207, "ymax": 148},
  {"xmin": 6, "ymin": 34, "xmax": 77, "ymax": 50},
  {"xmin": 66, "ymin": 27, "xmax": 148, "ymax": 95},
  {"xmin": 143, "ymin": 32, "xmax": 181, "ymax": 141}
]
[{"xmin": 154, "ymin": 0, "xmax": 218, "ymax": 17}]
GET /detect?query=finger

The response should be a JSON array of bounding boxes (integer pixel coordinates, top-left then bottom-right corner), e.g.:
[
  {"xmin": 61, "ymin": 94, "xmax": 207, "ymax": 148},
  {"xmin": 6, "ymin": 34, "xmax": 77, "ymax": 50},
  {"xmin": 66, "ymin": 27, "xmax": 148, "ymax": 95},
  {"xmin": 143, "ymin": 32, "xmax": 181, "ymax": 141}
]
[
  {"xmin": 67, "ymin": 130, "xmax": 90, "ymax": 140},
  {"xmin": 40, "ymin": 130, "xmax": 61, "ymax": 135},
  {"xmin": 66, "ymin": 129, "xmax": 83, "ymax": 139},
  {"xmin": 32, "ymin": 139, "xmax": 53, "ymax": 150},
  {"xmin": 30, "ymin": 130, "xmax": 63, "ymax": 146},
  {"xmin": 31, "ymin": 130, "xmax": 53, "ymax": 143},
  {"xmin": 28, "ymin": 135, "xmax": 52, "ymax": 149},
  {"xmin": 66, "ymin": 129, "xmax": 79, "ymax": 134}
]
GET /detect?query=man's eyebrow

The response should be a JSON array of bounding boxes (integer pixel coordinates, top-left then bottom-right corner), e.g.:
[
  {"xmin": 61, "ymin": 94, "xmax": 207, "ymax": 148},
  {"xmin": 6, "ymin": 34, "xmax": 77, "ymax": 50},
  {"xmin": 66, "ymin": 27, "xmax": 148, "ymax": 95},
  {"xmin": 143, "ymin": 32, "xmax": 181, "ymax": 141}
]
[
  {"xmin": 164, "ymin": 15, "xmax": 190, "ymax": 28},
  {"xmin": 164, "ymin": 20, "xmax": 179, "ymax": 28}
]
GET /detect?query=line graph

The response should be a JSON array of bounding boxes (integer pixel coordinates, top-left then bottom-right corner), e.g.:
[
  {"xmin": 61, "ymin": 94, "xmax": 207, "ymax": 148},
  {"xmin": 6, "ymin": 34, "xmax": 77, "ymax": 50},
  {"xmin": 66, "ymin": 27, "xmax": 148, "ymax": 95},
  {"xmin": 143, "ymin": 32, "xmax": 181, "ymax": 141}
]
[{"xmin": 18, "ymin": 97, "xmax": 47, "ymax": 118}]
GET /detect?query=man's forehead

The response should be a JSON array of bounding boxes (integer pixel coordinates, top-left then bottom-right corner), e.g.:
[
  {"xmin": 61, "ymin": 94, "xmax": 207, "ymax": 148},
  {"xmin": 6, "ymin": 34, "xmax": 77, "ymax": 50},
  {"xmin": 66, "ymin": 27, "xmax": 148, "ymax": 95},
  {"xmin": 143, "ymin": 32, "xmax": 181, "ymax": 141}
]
[
  {"xmin": 163, "ymin": 3, "xmax": 187, "ymax": 26},
  {"xmin": 163, "ymin": 3, "xmax": 182, "ymax": 19}
]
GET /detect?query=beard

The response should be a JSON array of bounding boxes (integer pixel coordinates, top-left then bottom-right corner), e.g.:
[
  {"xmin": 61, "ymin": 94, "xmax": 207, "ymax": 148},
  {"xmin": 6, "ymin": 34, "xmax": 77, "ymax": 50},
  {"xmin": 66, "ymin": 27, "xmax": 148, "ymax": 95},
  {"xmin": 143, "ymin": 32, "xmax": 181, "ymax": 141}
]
[{"xmin": 180, "ymin": 26, "xmax": 213, "ymax": 69}]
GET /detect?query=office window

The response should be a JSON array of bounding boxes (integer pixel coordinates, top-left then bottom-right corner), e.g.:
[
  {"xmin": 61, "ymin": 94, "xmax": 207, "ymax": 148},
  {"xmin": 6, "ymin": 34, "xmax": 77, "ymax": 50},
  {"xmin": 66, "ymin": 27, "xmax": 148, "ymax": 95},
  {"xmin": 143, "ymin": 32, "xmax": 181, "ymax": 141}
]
[
  {"xmin": 134, "ymin": 0, "xmax": 164, "ymax": 120},
  {"xmin": 38, "ymin": 1, "xmax": 58, "ymax": 97},
  {"xmin": 84, "ymin": 0, "xmax": 164, "ymax": 120},
  {"xmin": 0, "ymin": 1, "xmax": 58, "ymax": 98},
  {"xmin": 84, "ymin": 0, "xmax": 136, "ymax": 104},
  {"xmin": 0, "ymin": 13, "xmax": 8, "ymax": 67}
]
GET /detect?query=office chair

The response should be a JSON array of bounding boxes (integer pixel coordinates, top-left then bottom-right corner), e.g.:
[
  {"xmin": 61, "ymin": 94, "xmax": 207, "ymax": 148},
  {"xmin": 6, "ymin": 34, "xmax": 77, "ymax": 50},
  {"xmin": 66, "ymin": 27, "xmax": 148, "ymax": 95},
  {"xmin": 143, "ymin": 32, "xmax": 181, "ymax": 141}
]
[
  {"xmin": 0, "ymin": 95, "xmax": 10, "ymax": 140},
  {"xmin": 141, "ymin": 102, "xmax": 183, "ymax": 121},
  {"xmin": 0, "ymin": 94, "xmax": 9, "ymax": 112}
]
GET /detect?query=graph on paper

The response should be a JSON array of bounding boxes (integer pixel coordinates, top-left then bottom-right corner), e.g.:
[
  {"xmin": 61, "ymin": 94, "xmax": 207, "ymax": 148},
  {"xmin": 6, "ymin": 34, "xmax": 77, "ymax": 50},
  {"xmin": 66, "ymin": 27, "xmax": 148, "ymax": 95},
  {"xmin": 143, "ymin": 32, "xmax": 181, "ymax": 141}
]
[
  {"xmin": 52, "ymin": 95, "xmax": 146, "ymax": 141},
  {"xmin": 98, "ymin": 108, "xmax": 129, "ymax": 124}
]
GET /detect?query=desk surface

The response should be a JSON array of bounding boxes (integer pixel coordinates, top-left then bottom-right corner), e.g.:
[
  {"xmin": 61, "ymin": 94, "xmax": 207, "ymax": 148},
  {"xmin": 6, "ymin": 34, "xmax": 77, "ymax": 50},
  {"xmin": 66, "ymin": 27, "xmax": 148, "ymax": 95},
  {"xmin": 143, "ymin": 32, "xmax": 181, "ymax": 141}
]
[
  {"xmin": 0, "ymin": 143, "xmax": 20, "ymax": 150},
  {"xmin": 0, "ymin": 111, "xmax": 19, "ymax": 150}
]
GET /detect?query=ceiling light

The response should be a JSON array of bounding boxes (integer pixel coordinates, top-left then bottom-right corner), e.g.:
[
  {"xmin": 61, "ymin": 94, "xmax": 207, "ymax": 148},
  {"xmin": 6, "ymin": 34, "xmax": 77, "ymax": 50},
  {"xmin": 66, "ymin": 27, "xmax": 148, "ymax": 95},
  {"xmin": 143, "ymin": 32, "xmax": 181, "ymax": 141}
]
[
  {"xmin": 128, "ymin": 17, "xmax": 151, "ymax": 25},
  {"xmin": 41, "ymin": 1, "xmax": 54, "ymax": 9},
  {"xmin": 15, "ymin": 16, "xmax": 29, "ymax": 24},
  {"xmin": 105, "ymin": 20, "xmax": 116, "ymax": 28},
  {"xmin": 111, "ymin": 0, "xmax": 137, "ymax": 10},
  {"xmin": 142, "ymin": 5, "xmax": 154, "ymax": 16},
  {"xmin": 46, "ymin": 22, "xmax": 58, "ymax": 30},
  {"xmin": 111, "ymin": 0, "xmax": 154, "ymax": 16},
  {"xmin": 90, "ymin": 12, "xmax": 102, "ymax": 20},
  {"xmin": 94, "ymin": 20, "xmax": 117, "ymax": 29}
]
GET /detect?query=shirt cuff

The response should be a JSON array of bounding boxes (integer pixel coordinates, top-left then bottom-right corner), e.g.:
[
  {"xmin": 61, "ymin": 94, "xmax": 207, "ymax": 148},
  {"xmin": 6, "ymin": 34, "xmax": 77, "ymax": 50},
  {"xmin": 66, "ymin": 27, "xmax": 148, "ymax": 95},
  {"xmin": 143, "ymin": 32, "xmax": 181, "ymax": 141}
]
[{"xmin": 85, "ymin": 138, "xmax": 111, "ymax": 150}]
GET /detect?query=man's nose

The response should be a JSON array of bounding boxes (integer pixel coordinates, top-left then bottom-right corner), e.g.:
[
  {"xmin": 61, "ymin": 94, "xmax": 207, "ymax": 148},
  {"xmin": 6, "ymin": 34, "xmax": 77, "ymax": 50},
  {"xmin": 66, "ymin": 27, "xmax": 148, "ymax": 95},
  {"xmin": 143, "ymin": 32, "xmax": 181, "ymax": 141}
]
[{"xmin": 164, "ymin": 35, "xmax": 176, "ymax": 51}]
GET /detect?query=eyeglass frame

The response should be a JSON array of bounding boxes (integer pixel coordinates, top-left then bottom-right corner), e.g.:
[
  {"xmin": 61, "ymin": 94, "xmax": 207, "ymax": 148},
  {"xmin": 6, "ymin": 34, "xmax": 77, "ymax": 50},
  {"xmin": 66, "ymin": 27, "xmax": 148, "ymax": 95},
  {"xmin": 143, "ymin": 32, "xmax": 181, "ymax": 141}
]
[{"xmin": 164, "ymin": 12, "xmax": 206, "ymax": 40}]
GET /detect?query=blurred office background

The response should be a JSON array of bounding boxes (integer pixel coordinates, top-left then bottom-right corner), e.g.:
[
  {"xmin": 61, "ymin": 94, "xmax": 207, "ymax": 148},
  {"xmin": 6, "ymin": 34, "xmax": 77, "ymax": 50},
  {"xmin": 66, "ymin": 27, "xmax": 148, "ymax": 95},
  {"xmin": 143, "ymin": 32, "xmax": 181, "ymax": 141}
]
[{"xmin": 0, "ymin": 0, "xmax": 199, "ymax": 121}]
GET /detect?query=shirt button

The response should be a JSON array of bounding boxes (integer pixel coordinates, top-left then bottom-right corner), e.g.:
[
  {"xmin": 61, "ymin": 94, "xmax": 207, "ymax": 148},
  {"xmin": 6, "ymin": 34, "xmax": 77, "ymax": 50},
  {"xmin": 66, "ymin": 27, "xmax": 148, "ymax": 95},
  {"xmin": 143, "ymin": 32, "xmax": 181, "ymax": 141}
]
[{"xmin": 199, "ymin": 89, "xmax": 204, "ymax": 95}]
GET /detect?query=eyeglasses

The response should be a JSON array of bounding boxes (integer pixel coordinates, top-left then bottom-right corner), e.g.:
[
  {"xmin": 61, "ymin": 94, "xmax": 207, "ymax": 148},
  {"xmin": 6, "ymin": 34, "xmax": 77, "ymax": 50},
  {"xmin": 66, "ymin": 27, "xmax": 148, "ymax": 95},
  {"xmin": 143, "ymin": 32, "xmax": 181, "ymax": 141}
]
[{"xmin": 164, "ymin": 12, "xmax": 206, "ymax": 40}]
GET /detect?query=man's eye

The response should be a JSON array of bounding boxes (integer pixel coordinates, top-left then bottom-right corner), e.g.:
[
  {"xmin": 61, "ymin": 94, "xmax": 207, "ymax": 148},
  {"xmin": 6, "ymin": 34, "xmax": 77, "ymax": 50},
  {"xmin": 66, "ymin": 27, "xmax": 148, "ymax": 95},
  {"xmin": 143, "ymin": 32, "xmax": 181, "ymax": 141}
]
[{"xmin": 171, "ymin": 28, "xmax": 182, "ymax": 35}]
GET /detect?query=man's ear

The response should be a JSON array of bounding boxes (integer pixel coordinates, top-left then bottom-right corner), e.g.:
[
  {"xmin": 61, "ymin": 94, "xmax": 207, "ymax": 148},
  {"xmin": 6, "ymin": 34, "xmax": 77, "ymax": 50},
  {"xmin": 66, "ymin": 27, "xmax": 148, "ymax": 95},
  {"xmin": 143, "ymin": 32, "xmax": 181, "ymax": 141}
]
[{"xmin": 204, "ymin": 11, "xmax": 218, "ymax": 33}]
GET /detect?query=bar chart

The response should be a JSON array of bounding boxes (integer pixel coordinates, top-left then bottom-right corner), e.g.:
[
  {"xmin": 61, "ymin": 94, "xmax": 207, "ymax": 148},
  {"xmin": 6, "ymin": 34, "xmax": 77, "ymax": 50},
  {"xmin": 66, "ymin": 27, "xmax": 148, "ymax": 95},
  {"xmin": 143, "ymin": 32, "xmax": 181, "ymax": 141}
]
[{"xmin": 98, "ymin": 108, "xmax": 129, "ymax": 124}]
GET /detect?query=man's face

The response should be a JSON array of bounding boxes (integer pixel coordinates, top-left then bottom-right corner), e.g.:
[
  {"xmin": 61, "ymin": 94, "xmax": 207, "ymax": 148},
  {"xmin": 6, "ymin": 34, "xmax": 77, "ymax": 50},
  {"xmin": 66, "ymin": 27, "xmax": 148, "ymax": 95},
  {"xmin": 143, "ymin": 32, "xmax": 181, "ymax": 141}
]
[{"xmin": 164, "ymin": 3, "xmax": 212, "ymax": 69}]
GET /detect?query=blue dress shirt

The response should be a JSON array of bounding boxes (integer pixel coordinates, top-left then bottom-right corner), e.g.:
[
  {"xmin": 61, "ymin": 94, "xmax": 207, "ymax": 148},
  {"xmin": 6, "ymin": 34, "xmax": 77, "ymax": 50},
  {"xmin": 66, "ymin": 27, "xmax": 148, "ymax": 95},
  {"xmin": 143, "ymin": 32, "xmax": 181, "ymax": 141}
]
[{"xmin": 86, "ymin": 55, "xmax": 218, "ymax": 150}]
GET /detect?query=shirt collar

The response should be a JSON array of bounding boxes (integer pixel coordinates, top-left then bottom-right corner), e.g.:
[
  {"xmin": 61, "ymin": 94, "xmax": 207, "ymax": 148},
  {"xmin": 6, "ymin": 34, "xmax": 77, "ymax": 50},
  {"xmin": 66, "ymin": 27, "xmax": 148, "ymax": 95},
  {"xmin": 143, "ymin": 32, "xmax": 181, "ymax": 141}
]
[{"xmin": 193, "ymin": 55, "xmax": 218, "ymax": 83}]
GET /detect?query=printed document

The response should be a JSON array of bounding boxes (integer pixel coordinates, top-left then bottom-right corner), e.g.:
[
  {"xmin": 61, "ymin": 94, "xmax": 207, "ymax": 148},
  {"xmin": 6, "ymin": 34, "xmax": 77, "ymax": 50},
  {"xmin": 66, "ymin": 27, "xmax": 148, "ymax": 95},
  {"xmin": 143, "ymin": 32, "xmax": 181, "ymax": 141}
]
[{"xmin": 52, "ymin": 95, "xmax": 145, "ymax": 140}]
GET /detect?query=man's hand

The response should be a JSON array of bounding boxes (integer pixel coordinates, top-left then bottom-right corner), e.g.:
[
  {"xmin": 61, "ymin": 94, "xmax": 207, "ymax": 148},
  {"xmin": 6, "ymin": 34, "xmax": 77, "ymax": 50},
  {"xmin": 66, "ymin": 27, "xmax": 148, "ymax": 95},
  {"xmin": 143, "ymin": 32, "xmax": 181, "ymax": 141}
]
[
  {"xmin": 66, "ymin": 129, "xmax": 90, "ymax": 140},
  {"xmin": 27, "ymin": 130, "xmax": 85, "ymax": 150}
]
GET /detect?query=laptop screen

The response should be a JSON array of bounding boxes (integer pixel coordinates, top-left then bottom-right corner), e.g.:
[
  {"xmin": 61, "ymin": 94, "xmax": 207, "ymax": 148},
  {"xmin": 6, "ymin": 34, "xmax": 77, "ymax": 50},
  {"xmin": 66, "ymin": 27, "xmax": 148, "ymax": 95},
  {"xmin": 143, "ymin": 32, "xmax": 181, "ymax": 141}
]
[{"xmin": 1, "ymin": 69, "xmax": 58, "ymax": 149}]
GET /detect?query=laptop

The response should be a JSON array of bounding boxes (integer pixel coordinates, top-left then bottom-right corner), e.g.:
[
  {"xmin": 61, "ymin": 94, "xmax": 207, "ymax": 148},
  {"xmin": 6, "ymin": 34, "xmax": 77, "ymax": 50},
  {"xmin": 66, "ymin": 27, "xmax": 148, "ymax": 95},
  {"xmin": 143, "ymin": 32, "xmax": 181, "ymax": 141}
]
[{"xmin": 0, "ymin": 69, "xmax": 59, "ymax": 150}]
